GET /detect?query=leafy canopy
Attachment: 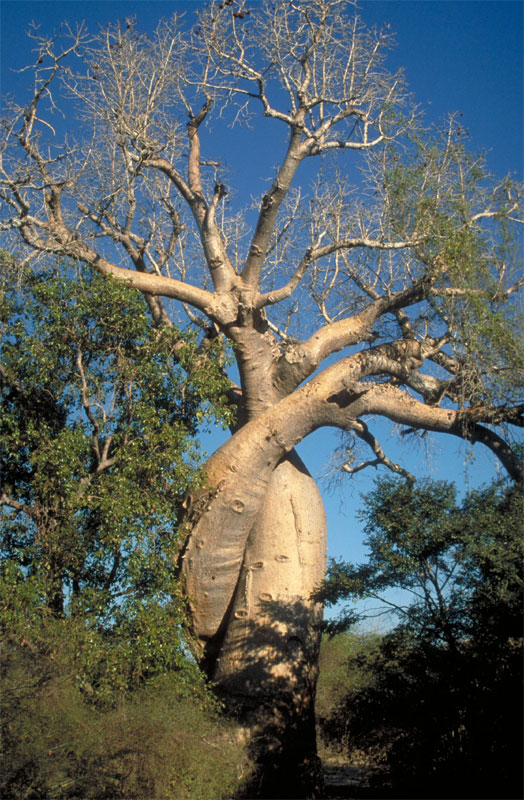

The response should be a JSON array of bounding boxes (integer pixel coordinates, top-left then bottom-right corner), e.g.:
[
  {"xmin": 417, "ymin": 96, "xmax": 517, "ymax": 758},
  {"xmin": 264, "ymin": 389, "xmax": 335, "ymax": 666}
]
[
  {"xmin": 322, "ymin": 475, "xmax": 523, "ymax": 645},
  {"xmin": 0, "ymin": 259, "xmax": 232, "ymax": 699}
]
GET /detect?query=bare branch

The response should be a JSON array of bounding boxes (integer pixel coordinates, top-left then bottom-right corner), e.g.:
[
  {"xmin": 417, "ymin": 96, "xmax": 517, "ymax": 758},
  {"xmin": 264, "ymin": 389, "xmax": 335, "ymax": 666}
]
[
  {"xmin": 342, "ymin": 419, "xmax": 415, "ymax": 481},
  {"xmin": 257, "ymin": 234, "xmax": 420, "ymax": 308},
  {"xmin": 0, "ymin": 492, "xmax": 38, "ymax": 521}
]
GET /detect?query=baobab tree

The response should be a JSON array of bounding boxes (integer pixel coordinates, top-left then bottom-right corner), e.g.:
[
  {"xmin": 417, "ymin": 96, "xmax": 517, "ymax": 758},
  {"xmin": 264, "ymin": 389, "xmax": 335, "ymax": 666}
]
[{"xmin": 1, "ymin": 1, "xmax": 522, "ymax": 796}]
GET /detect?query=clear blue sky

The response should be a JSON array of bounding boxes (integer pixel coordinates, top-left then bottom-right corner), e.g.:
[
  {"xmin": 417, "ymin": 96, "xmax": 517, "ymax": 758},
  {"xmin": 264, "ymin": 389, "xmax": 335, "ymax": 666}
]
[{"xmin": 1, "ymin": 1, "xmax": 523, "ymax": 619}]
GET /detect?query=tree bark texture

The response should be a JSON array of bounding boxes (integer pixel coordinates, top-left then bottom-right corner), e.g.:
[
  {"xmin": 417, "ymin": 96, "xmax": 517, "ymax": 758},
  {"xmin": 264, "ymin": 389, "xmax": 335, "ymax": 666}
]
[{"xmin": 180, "ymin": 449, "xmax": 327, "ymax": 799}]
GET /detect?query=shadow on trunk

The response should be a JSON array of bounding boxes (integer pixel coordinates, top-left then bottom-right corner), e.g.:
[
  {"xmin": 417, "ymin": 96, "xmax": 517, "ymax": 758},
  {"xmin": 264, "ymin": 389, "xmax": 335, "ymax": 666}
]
[{"xmin": 210, "ymin": 597, "xmax": 325, "ymax": 800}]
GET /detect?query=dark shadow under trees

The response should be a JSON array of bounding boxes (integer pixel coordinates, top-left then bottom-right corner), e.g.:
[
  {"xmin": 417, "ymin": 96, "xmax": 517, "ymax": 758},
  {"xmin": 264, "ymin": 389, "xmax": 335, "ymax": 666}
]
[{"xmin": 318, "ymin": 478, "xmax": 524, "ymax": 800}]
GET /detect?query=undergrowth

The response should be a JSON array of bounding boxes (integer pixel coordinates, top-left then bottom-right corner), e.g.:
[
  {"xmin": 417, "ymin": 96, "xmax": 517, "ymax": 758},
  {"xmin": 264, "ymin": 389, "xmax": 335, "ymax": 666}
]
[{"xmin": 1, "ymin": 636, "xmax": 251, "ymax": 800}]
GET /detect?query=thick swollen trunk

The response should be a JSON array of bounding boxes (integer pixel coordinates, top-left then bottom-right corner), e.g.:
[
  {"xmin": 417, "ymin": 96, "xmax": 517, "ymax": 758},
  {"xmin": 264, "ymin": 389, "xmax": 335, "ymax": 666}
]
[
  {"xmin": 214, "ymin": 451, "xmax": 327, "ymax": 798},
  {"xmin": 180, "ymin": 449, "xmax": 327, "ymax": 799}
]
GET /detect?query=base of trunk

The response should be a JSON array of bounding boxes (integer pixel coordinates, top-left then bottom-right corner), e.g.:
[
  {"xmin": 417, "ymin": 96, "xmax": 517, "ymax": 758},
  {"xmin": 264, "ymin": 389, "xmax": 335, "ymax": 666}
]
[{"xmin": 234, "ymin": 697, "xmax": 324, "ymax": 799}]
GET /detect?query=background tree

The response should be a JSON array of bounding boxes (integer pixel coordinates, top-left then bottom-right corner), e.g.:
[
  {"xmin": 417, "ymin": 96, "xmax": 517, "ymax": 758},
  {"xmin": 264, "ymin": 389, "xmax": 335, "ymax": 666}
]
[
  {"xmin": 0, "ymin": 256, "xmax": 228, "ymax": 673},
  {"xmin": 0, "ymin": 258, "xmax": 230, "ymax": 643},
  {"xmin": 0, "ymin": 256, "xmax": 231, "ymax": 684},
  {"xmin": 0, "ymin": 261, "xmax": 251, "ymax": 799},
  {"xmin": 1, "ymin": 2, "xmax": 523, "ymax": 795},
  {"xmin": 320, "ymin": 476, "xmax": 523, "ymax": 799}
]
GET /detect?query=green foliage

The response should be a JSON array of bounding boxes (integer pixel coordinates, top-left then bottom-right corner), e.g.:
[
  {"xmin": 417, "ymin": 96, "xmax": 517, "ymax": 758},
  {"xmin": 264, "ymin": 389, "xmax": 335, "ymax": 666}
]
[
  {"xmin": 381, "ymin": 126, "xmax": 524, "ymax": 407},
  {"xmin": 321, "ymin": 627, "xmax": 522, "ymax": 799},
  {"xmin": 316, "ymin": 631, "xmax": 381, "ymax": 760},
  {"xmin": 0, "ymin": 263, "xmax": 252, "ymax": 798},
  {"xmin": 322, "ymin": 477, "xmax": 523, "ymax": 646},
  {"xmin": 0, "ymin": 262, "xmax": 231, "ymax": 629},
  {"xmin": 320, "ymin": 477, "xmax": 523, "ymax": 798},
  {"xmin": 0, "ymin": 262, "xmax": 234, "ymax": 692},
  {"xmin": 1, "ymin": 628, "xmax": 251, "ymax": 800}
]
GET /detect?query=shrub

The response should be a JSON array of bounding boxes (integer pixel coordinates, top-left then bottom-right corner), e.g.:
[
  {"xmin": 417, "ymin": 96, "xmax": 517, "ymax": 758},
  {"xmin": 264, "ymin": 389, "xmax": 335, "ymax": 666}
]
[{"xmin": 1, "ymin": 635, "xmax": 252, "ymax": 800}]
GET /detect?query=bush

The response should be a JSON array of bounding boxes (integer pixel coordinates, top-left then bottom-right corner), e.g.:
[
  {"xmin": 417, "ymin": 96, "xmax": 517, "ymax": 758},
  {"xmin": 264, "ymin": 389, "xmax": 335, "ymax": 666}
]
[
  {"xmin": 319, "ymin": 478, "xmax": 524, "ymax": 799},
  {"xmin": 316, "ymin": 631, "xmax": 381, "ymax": 756},
  {"xmin": 320, "ymin": 629, "xmax": 523, "ymax": 799},
  {"xmin": 1, "ymin": 634, "xmax": 252, "ymax": 800}
]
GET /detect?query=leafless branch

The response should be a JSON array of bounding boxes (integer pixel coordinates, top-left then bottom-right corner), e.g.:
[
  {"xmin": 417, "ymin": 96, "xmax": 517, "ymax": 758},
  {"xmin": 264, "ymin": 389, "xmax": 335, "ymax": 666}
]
[{"xmin": 342, "ymin": 419, "xmax": 415, "ymax": 481}]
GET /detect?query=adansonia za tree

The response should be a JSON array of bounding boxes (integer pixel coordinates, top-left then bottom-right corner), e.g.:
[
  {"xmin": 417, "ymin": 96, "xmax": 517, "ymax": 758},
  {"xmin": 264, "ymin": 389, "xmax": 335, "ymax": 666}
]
[{"xmin": 1, "ymin": 1, "xmax": 522, "ymax": 796}]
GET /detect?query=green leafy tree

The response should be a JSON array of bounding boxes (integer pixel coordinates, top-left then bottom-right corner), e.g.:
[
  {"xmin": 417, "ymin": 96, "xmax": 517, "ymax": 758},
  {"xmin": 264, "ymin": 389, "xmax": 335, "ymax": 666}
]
[
  {"xmin": 321, "ymin": 477, "xmax": 523, "ymax": 798},
  {"xmin": 0, "ymin": 261, "xmax": 232, "ymax": 697},
  {"xmin": 0, "ymin": 263, "xmax": 253, "ymax": 799}
]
